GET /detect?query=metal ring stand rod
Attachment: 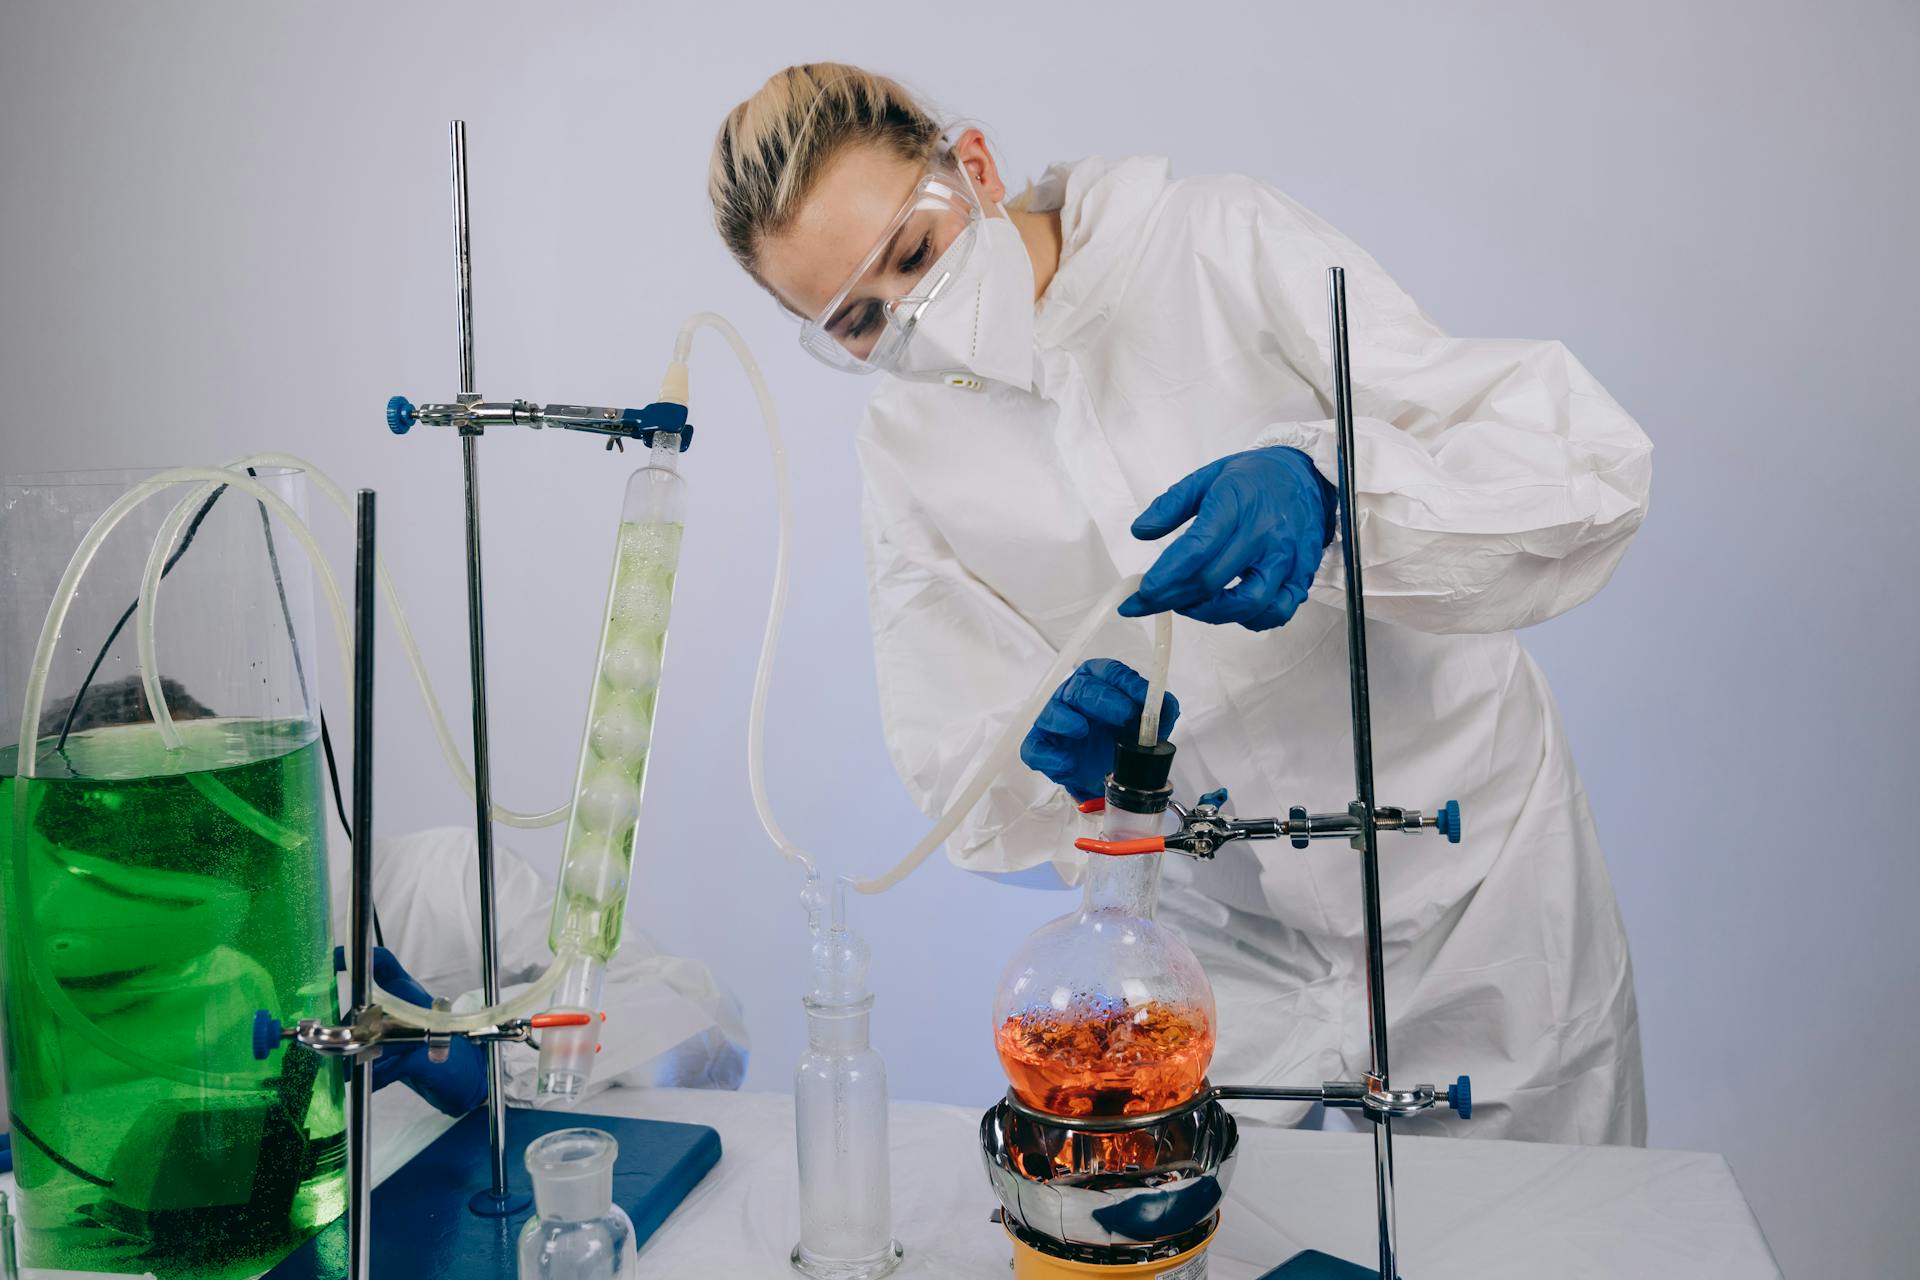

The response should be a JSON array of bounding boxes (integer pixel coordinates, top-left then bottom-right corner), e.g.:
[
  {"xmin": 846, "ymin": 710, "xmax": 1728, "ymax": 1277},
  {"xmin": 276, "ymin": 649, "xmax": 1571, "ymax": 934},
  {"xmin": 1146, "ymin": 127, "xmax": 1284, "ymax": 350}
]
[
  {"xmin": 1328, "ymin": 266, "xmax": 1399, "ymax": 1279},
  {"xmin": 447, "ymin": 119, "xmax": 516, "ymax": 1211},
  {"xmin": 347, "ymin": 491, "xmax": 378, "ymax": 1280}
]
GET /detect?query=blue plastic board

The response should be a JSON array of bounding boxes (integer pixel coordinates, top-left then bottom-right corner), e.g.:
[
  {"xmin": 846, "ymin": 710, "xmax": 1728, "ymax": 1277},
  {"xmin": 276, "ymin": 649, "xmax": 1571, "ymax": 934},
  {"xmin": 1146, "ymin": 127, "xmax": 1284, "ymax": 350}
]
[
  {"xmin": 265, "ymin": 1106, "xmax": 721, "ymax": 1279},
  {"xmin": 1259, "ymin": 1249, "xmax": 1386, "ymax": 1278}
]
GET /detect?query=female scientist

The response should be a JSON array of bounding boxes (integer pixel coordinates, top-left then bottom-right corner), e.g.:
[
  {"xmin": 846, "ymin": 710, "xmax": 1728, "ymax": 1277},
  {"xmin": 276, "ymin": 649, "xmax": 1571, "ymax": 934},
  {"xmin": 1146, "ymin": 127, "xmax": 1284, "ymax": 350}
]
[{"xmin": 708, "ymin": 63, "xmax": 1651, "ymax": 1144}]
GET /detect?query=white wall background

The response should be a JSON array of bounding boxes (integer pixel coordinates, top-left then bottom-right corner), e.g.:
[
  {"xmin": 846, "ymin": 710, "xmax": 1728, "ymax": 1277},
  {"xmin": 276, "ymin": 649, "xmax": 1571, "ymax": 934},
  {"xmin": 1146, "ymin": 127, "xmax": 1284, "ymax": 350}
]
[{"xmin": 2, "ymin": 1, "xmax": 1914, "ymax": 1273}]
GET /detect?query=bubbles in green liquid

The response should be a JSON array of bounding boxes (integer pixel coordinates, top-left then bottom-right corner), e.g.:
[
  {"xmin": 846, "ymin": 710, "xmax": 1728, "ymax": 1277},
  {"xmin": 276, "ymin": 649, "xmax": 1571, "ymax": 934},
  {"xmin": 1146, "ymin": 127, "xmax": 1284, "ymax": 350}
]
[
  {"xmin": 1, "ymin": 718, "xmax": 346, "ymax": 1279},
  {"xmin": 550, "ymin": 521, "xmax": 681, "ymax": 962}
]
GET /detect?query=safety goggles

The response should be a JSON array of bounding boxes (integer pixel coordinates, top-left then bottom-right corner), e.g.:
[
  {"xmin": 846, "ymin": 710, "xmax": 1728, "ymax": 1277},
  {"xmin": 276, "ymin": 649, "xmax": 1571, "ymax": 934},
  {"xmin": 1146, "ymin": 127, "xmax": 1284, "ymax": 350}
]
[{"xmin": 796, "ymin": 157, "xmax": 985, "ymax": 375}]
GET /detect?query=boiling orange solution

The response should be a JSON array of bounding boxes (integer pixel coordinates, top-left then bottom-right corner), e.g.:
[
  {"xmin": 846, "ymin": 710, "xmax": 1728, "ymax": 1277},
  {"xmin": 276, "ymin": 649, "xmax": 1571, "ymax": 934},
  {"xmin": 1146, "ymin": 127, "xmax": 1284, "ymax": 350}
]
[{"xmin": 995, "ymin": 1000, "xmax": 1214, "ymax": 1119}]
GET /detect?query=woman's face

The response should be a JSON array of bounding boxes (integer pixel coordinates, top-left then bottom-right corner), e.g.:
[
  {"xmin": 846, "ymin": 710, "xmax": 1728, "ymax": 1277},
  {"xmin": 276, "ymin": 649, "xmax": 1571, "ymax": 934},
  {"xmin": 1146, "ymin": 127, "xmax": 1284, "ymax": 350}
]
[{"xmin": 758, "ymin": 134, "xmax": 1007, "ymax": 361}]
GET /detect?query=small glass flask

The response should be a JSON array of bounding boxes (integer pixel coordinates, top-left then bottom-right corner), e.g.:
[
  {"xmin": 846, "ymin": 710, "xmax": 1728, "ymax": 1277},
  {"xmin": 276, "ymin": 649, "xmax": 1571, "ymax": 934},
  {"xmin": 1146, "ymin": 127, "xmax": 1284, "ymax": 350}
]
[{"xmin": 516, "ymin": 1128, "xmax": 636, "ymax": 1280}]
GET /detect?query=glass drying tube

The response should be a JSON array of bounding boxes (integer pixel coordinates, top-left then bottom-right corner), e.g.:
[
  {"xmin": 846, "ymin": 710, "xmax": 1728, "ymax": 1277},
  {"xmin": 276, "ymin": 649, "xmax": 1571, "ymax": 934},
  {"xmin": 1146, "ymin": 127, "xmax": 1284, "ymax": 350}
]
[{"xmin": 537, "ymin": 432, "xmax": 688, "ymax": 1104}]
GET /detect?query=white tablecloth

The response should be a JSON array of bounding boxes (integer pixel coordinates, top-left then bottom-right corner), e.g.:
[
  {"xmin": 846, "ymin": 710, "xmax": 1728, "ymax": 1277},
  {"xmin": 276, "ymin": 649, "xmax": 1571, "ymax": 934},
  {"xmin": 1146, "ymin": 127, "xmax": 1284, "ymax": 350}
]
[{"xmin": 3, "ymin": 1087, "xmax": 1780, "ymax": 1278}]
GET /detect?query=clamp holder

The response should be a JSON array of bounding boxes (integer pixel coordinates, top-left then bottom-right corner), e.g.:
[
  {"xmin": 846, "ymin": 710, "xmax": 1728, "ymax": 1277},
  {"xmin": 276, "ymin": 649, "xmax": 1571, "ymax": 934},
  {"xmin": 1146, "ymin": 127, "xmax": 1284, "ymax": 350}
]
[
  {"xmin": 251, "ymin": 1006, "xmax": 597, "ymax": 1062},
  {"xmin": 386, "ymin": 394, "xmax": 693, "ymax": 451},
  {"xmin": 1074, "ymin": 788, "xmax": 1463, "ymax": 859}
]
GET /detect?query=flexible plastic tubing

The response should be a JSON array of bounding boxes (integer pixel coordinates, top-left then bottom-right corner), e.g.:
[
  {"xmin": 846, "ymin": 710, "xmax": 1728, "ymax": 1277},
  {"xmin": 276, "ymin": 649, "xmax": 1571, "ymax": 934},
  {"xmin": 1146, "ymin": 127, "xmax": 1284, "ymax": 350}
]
[
  {"xmin": 671, "ymin": 312, "xmax": 817, "ymax": 878},
  {"xmin": 1139, "ymin": 613, "xmax": 1175, "ymax": 747},
  {"xmin": 15, "ymin": 465, "xmax": 571, "ymax": 1038},
  {"xmin": 134, "ymin": 453, "xmax": 569, "ymax": 830},
  {"xmin": 847, "ymin": 572, "xmax": 1145, "ymax": 894}
]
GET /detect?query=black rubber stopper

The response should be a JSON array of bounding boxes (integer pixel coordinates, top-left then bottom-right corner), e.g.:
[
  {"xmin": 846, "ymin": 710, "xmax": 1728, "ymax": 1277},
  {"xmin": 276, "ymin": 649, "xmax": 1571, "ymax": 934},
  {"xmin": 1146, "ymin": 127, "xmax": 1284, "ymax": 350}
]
[{"xmin": 1112, "ymin": 736, "xmax": 1175, "ymax": 793}]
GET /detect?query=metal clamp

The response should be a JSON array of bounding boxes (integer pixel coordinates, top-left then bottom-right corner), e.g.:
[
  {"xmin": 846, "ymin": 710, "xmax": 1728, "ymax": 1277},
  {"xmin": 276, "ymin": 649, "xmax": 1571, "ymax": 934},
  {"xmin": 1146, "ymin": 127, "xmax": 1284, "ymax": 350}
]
[
  {"xmin": 1000, "ymin": 1073, "xmax": 1473, "ymax": 1133},
  {"xmin": 1075, "ymin": 790, "xmax": 1463, "ymax": 860},
  {"xmin": 251, "ymin": 1006, "xmax": 596, "ymax": 1062},
  {"xmin": 386, "ymin": 394, "xmax": 694, "ymax": 450}
]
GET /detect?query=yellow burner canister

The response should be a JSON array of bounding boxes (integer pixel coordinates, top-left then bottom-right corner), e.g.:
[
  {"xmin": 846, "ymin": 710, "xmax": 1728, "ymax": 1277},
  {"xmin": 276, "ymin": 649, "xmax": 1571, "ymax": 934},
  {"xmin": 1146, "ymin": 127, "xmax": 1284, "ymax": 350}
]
[{"xmin": 1004, "ymin": 1217, "xmax": 1218, "ymax": 1279}]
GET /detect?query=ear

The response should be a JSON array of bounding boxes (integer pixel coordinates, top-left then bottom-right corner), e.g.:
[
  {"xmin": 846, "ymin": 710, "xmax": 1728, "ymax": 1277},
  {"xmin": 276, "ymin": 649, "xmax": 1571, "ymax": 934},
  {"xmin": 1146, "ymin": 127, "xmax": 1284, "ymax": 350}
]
[{"xmin": 950, "ymin": 128, "xmax": 1008, "ymax": 206}]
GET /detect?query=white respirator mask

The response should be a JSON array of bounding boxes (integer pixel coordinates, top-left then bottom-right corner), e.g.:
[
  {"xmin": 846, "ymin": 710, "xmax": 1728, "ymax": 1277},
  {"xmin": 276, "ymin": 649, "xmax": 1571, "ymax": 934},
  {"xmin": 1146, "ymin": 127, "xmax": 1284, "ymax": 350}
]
[{"xmin": 796, "ymin": 154, "xmax": 1037, "ymax": 392}]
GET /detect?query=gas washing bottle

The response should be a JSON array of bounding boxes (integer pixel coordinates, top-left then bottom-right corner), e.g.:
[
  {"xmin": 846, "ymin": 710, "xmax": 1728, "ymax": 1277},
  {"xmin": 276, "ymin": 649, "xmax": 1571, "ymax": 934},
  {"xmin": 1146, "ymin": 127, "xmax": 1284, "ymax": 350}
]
[
  {"xmin": 791, "ymin": 880, "xmax": 904, "ymax": 1279},
  {"xmin": 992, "ymin": 736, "xmax": 1217, "ymax": 1119}
]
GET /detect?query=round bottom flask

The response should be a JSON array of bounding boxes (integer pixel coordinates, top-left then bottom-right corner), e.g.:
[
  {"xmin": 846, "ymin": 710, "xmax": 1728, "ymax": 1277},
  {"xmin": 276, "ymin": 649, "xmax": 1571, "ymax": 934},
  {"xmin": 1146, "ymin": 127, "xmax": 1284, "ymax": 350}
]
[
  {"xmin": 992, "ymin": 740, "xmax": 1216, "ymax": 1120},
  {"xmin": 982, "ymin": 738, "xmax": 1229, "ymax": 1278},
  {"xmin": 516, "ymin": 1128, "xmax": 636, "ymax": 1280}
]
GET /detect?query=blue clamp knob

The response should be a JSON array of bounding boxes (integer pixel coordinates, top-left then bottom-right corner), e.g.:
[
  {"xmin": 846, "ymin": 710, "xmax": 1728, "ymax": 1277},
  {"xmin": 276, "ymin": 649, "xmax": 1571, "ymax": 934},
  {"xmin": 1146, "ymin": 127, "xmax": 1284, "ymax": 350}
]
[
  {"xmin": 1197, "ymin": 788, "xmax": 1229, "ymax": 811},
  {"xmin": 386, "ymin": 395, "xmax": 416, "ymax": 435},
  {"xmin": 1447, "ymin": 1074, "xmax": 1472, "ymax": 1119},
  {"xmin": 1435, "ymin": 799, "xmax": 1462, "ymax": 843},
  {"xmin": 253, "ymin": 1009, "xmax": 284, "ymax": 1061},
  {"xmin": 622, "ymin": 401, "xmax": 695, "ymax": 451}
]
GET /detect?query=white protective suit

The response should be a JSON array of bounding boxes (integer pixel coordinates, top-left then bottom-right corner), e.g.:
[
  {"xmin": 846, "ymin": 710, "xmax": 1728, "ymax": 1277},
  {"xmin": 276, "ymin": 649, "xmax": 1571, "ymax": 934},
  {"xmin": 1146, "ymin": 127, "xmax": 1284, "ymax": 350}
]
[
  {"xmin": 857, "ymin": 157, "xmax": 1651, "ymax": 1145},
  {"xmin": 328, "ymin": 827, "xmax": 748, "ymax": 1101}
]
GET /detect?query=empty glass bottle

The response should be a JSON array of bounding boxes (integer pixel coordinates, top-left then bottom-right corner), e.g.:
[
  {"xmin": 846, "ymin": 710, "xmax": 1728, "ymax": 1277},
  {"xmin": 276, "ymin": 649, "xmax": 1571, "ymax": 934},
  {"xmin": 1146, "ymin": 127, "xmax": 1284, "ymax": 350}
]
[
  {"xmin": 516, "ymin": 1128, "xmax": 636, "ymax": 1280},
  {"xmin": 792, "ymin": 908, "xmax": 903, "ymax": 1279}
]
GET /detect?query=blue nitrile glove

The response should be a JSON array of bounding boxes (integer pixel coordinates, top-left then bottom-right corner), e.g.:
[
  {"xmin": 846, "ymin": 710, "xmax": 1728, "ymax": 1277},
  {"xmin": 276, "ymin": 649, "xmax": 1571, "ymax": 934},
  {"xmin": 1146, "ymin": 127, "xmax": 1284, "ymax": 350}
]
[
  {"xmin": 333, "ymin": 945, "xmax": 488, "ymax": 1117},
  {"xmin": 1120, "ymin": 446, "xmax": 1336, "ymax": 631},
  {"xmin": 1019, "ymin": 659, "xmax": 1180, "ymax": 803}
]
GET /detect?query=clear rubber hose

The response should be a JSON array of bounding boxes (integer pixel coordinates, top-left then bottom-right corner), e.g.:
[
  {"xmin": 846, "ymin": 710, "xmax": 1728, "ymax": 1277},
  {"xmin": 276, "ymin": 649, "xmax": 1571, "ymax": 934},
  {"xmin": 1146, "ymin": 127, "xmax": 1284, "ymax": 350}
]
[
  {"xmin": 134, "ymin": 453, "xmax": 569, "ymax": 829},
  {"xmin": 671, "ymin": 312, "xmax": 818, "ymax": 879},
  {"xmin": 1138, "ymin": 613, "xmax": 1175, "ymax": 748},
  {"xmin": 849, "ymin": 573, "xmax": 1150, "ymax": 894}
]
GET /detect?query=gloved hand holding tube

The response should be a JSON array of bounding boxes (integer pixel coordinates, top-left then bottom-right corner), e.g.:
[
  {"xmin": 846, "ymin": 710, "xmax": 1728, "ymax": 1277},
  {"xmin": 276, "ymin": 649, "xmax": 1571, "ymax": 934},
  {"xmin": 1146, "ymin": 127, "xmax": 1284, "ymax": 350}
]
[
  {"xmin": 1020, "ymin": 659, "xmax": 1181, "ymax": 803},
  {"xmin": 1120, "ymin": 446, "xmax": 1336, "ymax": 632}
]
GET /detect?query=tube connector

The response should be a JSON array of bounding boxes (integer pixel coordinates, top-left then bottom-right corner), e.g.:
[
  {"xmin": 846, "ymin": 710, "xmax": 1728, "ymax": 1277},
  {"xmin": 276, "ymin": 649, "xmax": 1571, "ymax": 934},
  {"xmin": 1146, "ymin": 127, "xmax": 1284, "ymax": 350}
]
[
  {"xmin": 535, "ymin": 954, "xmax": 608, "ymax": 1109},
  {"xmin": 657, "ymin": 358, "xmax": 690, "ymax": 407}
]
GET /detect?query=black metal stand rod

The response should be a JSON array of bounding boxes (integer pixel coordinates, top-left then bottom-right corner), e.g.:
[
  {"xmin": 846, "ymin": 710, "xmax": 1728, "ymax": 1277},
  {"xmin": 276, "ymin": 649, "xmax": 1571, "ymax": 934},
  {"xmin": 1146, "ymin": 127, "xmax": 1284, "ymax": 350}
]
[
  {"xmin": 1328, "ymin": 266, "xmax": 1398, "ymax": 1279},
  {"xmin": 348, "ymin": 490, "xmax": 378, "ymax": 1280},
  {"xmin": 448, "ymin": 119, "xmax": 511, "ymax": 1201}
]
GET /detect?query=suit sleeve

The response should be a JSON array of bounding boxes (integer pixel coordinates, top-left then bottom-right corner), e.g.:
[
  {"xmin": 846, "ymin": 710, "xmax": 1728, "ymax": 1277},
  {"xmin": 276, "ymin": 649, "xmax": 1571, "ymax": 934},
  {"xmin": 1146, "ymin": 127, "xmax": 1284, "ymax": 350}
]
[
  {"xmin": 1215, "ymin": 179, "xmax": 1654, "ymax": 635},
  {"xmin": 859, "ymin": 432, "xmax": 1085, "ymax": 878}
]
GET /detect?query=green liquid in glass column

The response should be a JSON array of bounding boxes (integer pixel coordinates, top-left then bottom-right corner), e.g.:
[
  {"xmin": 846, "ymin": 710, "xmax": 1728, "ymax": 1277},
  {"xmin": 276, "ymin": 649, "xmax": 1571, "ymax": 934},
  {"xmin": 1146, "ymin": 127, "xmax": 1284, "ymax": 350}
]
[
  {"xmin": 552, "ymin": 520, "xmax": 683, "ymax": 961},
  {"xmin": 0, "ymin": 718, "xmax": 346, "ymax": 1279}
]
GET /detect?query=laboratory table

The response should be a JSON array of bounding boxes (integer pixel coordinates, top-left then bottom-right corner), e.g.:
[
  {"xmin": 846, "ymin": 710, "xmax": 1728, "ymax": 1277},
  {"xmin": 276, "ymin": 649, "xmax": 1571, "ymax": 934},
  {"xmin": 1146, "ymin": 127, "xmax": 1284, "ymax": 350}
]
[
  {"xmin": 383, "ymin": 1086, "xmax": 1780, "ymax": 1279},
  {"xmin": 0, "ymin": 1087, "xmax": 1780, "ymax": 1278}
]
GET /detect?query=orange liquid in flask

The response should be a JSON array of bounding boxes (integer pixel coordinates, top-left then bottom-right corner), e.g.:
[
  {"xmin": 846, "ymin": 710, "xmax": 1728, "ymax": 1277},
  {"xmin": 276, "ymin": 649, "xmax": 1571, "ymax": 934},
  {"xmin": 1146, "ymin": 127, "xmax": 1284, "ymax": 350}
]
[{"xmin": 995, "ymin": 999, "xmax": 1214, "ymax": 1119}]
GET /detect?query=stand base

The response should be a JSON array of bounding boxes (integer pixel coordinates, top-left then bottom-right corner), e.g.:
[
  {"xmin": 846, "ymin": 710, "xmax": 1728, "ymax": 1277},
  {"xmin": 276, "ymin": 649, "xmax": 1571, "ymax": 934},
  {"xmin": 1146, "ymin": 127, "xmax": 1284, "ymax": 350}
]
[
  {"xmin": 265, "ymin": 1104, "xmax": 721, "ymax": 1278},
  {"xmin": 1258, "ymin": 1250, "xmax": 1386, "ymax": 1278}
]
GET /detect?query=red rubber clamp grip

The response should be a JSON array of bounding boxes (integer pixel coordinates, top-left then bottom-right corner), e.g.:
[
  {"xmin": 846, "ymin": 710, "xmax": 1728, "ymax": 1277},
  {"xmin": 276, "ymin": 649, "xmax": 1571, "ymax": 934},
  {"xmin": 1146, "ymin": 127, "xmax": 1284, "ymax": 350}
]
[{"xmin": 1073, "ymin": 836, "xmax": 1166, "ymax": 856}]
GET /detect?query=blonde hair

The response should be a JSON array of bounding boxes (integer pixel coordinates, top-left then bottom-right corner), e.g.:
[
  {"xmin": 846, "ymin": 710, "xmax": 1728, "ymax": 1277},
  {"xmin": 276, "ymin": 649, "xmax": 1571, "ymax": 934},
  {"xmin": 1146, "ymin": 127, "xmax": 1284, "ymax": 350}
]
[{"xmin": 709, "ymin": 63, "xmax": 944, "ymax": 279}]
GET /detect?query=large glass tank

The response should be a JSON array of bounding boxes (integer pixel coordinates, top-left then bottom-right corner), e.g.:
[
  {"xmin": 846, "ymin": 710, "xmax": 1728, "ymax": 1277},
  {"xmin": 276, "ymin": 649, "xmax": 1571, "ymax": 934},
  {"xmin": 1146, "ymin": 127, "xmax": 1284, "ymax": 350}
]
[{"xmin": 0, "ymin": 469, "xmax": 345, "ymax": 1278}]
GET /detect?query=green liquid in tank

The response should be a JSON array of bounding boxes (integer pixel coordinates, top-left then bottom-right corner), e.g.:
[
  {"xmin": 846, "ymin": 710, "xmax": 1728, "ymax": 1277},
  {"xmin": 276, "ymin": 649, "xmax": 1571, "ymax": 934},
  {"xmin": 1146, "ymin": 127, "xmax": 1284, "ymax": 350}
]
[{"xmin": 1, "ymin": 718, "xmax": 346, "ymax": 1279}]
